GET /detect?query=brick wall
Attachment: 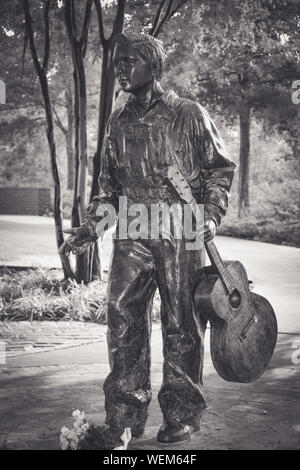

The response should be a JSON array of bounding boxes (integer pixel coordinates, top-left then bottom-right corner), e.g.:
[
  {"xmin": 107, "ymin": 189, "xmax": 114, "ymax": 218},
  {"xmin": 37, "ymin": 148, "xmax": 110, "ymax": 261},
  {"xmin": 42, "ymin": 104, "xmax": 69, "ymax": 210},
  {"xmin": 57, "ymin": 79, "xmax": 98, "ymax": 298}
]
[{"xmin": 0, "ymin": 187, "xmax": 52, "ymax": 216}]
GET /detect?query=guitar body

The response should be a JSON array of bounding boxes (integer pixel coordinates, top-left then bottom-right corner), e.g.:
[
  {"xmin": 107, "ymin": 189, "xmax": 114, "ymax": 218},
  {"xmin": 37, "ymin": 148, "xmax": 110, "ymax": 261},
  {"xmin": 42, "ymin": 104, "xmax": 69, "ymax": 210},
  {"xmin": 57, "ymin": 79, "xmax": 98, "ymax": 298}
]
[{"xmin": 194, "ymin": 260, "xmax": 278, "ymax": 383}]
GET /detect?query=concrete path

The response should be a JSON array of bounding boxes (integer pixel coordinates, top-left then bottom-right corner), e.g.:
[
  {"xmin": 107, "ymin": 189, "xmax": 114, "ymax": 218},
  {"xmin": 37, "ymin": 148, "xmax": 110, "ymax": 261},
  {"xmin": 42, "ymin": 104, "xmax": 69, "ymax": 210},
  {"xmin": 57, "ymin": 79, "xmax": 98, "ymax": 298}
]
[
  {"xmin": 0, "ymin": 216, "xmax": 300, "ymax": 449},
  {"xmin": 1, "ymin": 214, "xmax": 300, "ymax": 334},
  {"xmin": 217, "ymin": 237, "xmax": 300, "ymax": 334},
  {"xmin": 0, "ymin": 216, "xmax": 111, "ymax": 271},
  {"xmin": 0, "ymin": 325, "xmax": 299, "ymax": 450},
  {"xmin": 0, "ymin": 322, "xmax": 107, "ymax": 358}
]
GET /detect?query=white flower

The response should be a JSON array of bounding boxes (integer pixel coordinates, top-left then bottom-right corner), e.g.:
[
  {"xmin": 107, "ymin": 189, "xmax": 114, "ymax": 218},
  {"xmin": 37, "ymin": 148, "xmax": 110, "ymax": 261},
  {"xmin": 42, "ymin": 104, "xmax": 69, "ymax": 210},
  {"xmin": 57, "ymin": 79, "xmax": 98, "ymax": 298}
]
[
  {"xmin": 60, "ymin": 426, "xmax": 70, "ymax": 437},
  {"xmin": 75, "ymin": 422, "xmax": 90, "ymax": 437},
  {"xmin": 72, "ymin": 409, "xmax": 82, "ymax": 419},
  {"xmin": 68, "ymin": 429, "xmax": 77, "ymax": 440},
  {"xmin": 60, "ymin": 409, "xmax": 91, "ymax": 450},
  {"xmin": 70, "ymin": 439, "xmax": 79, "ymax": 450},
  {"xmin": 60, "ymin": 436, "xmax": 69, "ymax": 450},
  {"xmin": 73, "ymin": 422, "xmax": 81, "ymax": 431},
  {"xmin": 81, "ymin": 423, "xmax": 90, "ymax": 433}
]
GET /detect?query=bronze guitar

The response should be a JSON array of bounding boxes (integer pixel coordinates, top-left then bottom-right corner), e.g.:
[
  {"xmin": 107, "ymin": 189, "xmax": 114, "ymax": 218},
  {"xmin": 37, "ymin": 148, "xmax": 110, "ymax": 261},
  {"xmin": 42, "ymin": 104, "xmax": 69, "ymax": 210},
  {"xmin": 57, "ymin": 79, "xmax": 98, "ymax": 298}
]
[{"xmin": 166, "ymin": 165, "xmax": 278, "ymax": 383}]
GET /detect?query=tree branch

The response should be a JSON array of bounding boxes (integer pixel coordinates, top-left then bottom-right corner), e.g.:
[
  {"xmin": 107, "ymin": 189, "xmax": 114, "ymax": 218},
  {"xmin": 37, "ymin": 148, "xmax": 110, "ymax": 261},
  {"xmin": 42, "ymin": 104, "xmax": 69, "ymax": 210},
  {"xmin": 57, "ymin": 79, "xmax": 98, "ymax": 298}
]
[
  {"xmin": 94, "ymin": 0, "xmax": 106, "ymax": 46},
  {"xmin": 23, "ymin": 0, "xmax": 52, "ymax": 73},
  {"xmin": 21, "ymin": 23, "xmax": 29, "ymax": 79},
  {"xmin": 23, "ymin": 0, "xmax": 42, "ymax": 74},
  {"xmin": 80, "ymin": 0, "xmax": 93, "ymax": 57},
  {"xmin": 151, "ymin": 0, "xmax": 187, "ymax": 37},
  {"xmin": 65, "ymin": 0, "xmax": 79, "ymax": 48},
  {"xmin": 71, "ymin": 0, "xmax": 77, "ymax": 37},
  {"xmin": 42, "ymin": 0, "xmax": 51, "ymax": 70},
  {"xmin": 159, "ymin": 0, "xmax": 174, "ymax": 28},
  {"xmin": 112, "ymin": 0, "xmax": 126, "ymax": 38},
  {"xmin": 151, "ymin": 0, "xmax": 167, "ymax": 37},
  {"xmin": 53, "ymin": 106, "xmax": 67, "ymax": 134},
  {"xmin": 52, "ymin": 98, "xmax": 68, "ymax": 108}
]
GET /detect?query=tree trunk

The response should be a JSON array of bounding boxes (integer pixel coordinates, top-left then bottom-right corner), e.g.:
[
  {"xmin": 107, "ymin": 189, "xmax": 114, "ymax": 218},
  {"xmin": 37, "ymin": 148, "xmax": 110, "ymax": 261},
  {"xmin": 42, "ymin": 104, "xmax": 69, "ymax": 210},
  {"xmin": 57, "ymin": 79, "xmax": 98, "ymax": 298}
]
[
  {"xmin": 72, "ymin": 69, "xmax": 80, "ymax": 229},
  {"xmin": 238, "ymin": 103, "xmax": 251, "ymax": 217},
  {"xmin": 89, "ymin": 0, "xmax": 126, "ymax": 280},
  {"xmin": 72, "ymin": 68, "xmax": 89, "ymax": 282},
  {"xmin": 65, "ymin": 87, "xmax": 74, "ymax": 190},
  {"xmin": 77, "ymin": 58, "xmax": 88, "ymax": 221},
  {"xmin": 74, "ymin": 49, "xmax": 90, "ymax": 284},
  {"xmin": 90, "ymin": 45, "xmax": 116, "ymax": 199},
  {"xmin": 65, "ymin": 0, "xmax": 92, "ymax": 284},
  {"xmin": 41, "ymin": 73, "xmax": 73, "ymax": 279},
  {"xmin": 68, "ymin": 0, "xmax": 185, "ymax": 282},
  {"xmin": 23, "ymin": 0, "xmax": 73, "ymax": 280}
]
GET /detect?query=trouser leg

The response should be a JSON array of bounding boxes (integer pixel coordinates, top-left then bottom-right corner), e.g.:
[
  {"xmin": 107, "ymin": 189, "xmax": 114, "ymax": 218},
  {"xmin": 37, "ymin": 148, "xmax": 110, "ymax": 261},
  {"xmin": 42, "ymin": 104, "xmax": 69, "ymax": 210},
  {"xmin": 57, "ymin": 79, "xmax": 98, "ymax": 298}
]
[
  {"xmin": 103, "ymin": 239, "xmax": 156, "ymax": 436},
  {"xmin": 152, "ymin": 238, "xmax": 207, "ymax": 427}
]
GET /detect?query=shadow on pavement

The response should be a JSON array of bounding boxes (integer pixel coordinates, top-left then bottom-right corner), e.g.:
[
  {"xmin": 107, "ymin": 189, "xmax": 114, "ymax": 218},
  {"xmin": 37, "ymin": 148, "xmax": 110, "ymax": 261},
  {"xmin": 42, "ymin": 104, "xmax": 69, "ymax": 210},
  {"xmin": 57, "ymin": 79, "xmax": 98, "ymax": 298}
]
[{"xmin": 0, "ymin": 333, "xmax": 299, "ymax": 450}]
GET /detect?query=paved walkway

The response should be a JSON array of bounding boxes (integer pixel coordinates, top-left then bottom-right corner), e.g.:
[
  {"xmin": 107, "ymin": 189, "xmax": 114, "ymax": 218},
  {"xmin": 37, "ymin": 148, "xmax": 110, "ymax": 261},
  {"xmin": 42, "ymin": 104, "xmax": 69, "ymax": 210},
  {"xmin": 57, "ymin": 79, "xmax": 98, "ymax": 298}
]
[
  {"xmin": 0, "ymin": 322, "xmax": 106, "ymax": 358},
  {"xmin": 1, "ymin": 215, "xmax": 300, "ymax": 332},
  {"xmin": 0, "ymin": 328, "xmax": 299, "ymax": 450},
  {"xmin": 0, "ymin": 216, "xmax": 112, "ymax": 271},
  {"xmin": 1, "ymin": 216, "xmax": 300, "ymax": 449}
]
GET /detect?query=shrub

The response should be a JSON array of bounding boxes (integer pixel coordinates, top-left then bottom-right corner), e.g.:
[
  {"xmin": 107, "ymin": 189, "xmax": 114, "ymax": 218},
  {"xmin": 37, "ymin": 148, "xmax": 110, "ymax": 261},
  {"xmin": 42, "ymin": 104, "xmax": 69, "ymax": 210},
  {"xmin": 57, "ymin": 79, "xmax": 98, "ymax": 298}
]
[
  {"xmin": 218, "ymin": 213, "xmax": 300, "ymax": 248},
  {"xmin": 0, "ymin": 268, "xmax": 107, "ymax": 322},
  {"xmin": 0, "ymin": 268, "xmax": 162, "ymax": 323}
]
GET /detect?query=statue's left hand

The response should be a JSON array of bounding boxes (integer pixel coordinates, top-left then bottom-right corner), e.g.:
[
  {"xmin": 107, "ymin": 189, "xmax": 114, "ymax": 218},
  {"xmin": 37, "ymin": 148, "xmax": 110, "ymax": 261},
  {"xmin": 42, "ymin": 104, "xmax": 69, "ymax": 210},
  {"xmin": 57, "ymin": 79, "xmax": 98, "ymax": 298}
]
[{"xmin": 203, "ymin": 219, "xmax": 217, "ymax": 241}]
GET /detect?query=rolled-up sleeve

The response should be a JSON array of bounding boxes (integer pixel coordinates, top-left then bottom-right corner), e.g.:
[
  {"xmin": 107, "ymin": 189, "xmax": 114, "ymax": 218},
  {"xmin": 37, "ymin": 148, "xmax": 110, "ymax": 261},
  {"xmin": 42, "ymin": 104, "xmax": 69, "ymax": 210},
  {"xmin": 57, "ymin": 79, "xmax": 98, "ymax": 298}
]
[
  {"xmin": 81, "ymin": 115, "xmax": 121, "ymax": 236},
  {"xmin": 98, "ymin": 115, "xmax": 121, "ymax": 212},
  {"xmin": 193, "ymin": 104, "xmax": 236, "ymax": 226}
]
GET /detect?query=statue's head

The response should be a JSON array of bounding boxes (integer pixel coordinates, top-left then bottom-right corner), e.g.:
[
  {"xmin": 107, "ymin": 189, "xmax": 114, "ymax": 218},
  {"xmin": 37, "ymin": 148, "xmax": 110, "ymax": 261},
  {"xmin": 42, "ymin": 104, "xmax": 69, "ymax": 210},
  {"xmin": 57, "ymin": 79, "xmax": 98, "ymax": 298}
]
[{"xmin": 113, "ymin": 32, "xmax": 165, "ymax": 93}]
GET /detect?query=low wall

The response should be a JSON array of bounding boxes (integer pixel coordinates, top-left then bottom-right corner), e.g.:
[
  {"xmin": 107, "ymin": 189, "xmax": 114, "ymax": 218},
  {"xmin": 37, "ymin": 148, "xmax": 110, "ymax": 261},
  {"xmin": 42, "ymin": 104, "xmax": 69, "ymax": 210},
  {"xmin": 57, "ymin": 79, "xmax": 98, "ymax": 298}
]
[{"xmin": 0, "ymin": 187, "xmax": 52, "ymax": 216}]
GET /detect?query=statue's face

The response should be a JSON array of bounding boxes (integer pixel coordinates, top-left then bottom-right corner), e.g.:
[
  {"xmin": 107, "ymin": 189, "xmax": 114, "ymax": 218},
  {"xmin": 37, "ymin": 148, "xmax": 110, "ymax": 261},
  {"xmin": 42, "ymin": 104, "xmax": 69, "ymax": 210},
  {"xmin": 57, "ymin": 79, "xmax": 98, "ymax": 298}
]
[{"xmin": 113, "ymin": 42, "xmax": 153, "ymax": 93}]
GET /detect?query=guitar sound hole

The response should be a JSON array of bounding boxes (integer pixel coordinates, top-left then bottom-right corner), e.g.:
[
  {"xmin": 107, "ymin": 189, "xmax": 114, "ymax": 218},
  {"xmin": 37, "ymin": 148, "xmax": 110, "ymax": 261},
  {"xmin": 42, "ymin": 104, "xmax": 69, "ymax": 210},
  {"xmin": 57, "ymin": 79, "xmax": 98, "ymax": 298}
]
[{"xmin": 229, "ymin": 289, "xmax": 241, "ymax": 309}]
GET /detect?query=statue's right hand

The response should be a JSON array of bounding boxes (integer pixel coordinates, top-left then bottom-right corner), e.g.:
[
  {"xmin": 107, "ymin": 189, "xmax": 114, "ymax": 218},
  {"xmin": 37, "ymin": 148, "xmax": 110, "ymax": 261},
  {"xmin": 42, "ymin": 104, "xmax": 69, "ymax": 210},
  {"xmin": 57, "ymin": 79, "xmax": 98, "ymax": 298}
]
[{"xmin": 59, "ymin": 226, "xmax": 94, "ymax": 256}]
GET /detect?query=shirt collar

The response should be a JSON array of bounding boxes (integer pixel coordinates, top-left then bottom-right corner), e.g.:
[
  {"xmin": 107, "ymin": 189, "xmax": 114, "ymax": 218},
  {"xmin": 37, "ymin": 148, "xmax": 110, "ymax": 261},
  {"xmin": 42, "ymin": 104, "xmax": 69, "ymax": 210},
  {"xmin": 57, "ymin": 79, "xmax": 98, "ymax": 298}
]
[{"xmin": 126, "ymin": 90, "xmax": 165, "ymax": 116}]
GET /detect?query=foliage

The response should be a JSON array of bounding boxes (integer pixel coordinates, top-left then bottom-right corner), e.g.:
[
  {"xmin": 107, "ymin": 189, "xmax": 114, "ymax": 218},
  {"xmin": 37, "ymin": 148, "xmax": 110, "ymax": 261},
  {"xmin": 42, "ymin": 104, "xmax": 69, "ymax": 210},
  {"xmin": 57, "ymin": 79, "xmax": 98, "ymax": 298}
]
[
  {"xmin": 217, "ymin": 117, "xmax": 300, "ymax": 247},
  {"xmin": 0, "ymin": 267, "xmax": 162, "ymax": 321},
  {"xmin": 218, "ymin": 211, "xmax": 300, "ymax": 247},
  {"xmin": 0, "ymin": 0, "xmax": 299, "ymax": 253},
  {"xmin": 160, "ymin": 0, "xmax": 300, "ymax": 213},
  {"xmin": 0, "ymin": 113, "xmax": 51, "ymax": 186},
  {"xmin": 0, "ymin": 268, "xmax": 107, "ymax": 321}
]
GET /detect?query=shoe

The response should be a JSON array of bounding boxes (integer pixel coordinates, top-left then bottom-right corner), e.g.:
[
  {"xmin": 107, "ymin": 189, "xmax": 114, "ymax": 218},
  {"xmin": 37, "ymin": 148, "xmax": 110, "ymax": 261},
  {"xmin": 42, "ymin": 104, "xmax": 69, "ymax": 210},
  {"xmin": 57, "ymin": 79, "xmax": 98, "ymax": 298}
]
[{"xmin": 157, "ymin": 422, "xmax": 200, "ymax": 444}]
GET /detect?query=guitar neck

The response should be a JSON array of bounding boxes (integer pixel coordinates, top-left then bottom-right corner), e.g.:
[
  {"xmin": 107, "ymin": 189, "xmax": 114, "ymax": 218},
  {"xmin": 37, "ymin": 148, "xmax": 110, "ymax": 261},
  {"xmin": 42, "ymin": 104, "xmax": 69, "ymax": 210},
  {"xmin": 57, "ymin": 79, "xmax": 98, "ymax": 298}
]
[
  {"xmin": 189, "ymin": 197, "xmax": 236, "ymax": 295},
  {"xmin": 205, "ymin": 240, "xmax": 236, "ymax": 295},
  {"xmin": 166, "ymin": 165, "xmax": 237, "ymax": 296}
]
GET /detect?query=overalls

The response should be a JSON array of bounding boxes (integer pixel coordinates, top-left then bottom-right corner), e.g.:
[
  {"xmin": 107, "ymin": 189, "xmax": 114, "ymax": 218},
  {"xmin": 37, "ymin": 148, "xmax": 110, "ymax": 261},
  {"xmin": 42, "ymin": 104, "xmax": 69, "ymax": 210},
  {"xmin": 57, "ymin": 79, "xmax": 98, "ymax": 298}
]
[{"xmin": 95, "ymin": 91, "xmax": 235, "ymax": 435}]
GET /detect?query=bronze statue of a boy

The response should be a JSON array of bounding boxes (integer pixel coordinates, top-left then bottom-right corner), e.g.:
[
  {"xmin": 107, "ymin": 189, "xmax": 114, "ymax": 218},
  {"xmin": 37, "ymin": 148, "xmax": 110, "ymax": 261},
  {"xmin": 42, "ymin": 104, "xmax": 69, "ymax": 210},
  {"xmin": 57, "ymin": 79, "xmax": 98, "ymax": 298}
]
[{"xmin": 61, "ymin": 32, "xmax": 235, "ymax": 446}]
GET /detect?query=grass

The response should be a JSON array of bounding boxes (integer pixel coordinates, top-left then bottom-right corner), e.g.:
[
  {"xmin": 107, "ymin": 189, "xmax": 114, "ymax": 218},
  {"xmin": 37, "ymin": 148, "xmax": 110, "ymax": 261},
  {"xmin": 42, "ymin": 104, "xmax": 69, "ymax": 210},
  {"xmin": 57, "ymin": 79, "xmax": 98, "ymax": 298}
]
[
  {"xmin": 0, "ymin": 268, "xmax": 161, "ymax": 323},
  {"xmin": 0, "ymin": 268, "xmax": 107, "ymax": 322}
]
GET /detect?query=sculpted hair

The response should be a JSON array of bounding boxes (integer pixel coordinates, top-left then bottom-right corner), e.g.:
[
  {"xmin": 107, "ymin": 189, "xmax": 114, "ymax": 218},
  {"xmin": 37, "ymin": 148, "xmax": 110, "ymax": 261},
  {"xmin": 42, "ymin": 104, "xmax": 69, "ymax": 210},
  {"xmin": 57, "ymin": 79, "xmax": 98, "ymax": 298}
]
[{"xmin": 113, "ymin": 32, "xmax": 166, "ymax": 80}]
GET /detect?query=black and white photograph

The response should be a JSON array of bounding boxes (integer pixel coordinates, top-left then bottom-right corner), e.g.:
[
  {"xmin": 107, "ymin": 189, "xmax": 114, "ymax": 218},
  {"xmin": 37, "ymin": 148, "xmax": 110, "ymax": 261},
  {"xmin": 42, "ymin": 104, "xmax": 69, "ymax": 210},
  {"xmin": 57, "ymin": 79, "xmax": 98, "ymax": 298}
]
[{"xmin": 0, "ymin": 0, "xmax": 299, "ymax": 456}]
